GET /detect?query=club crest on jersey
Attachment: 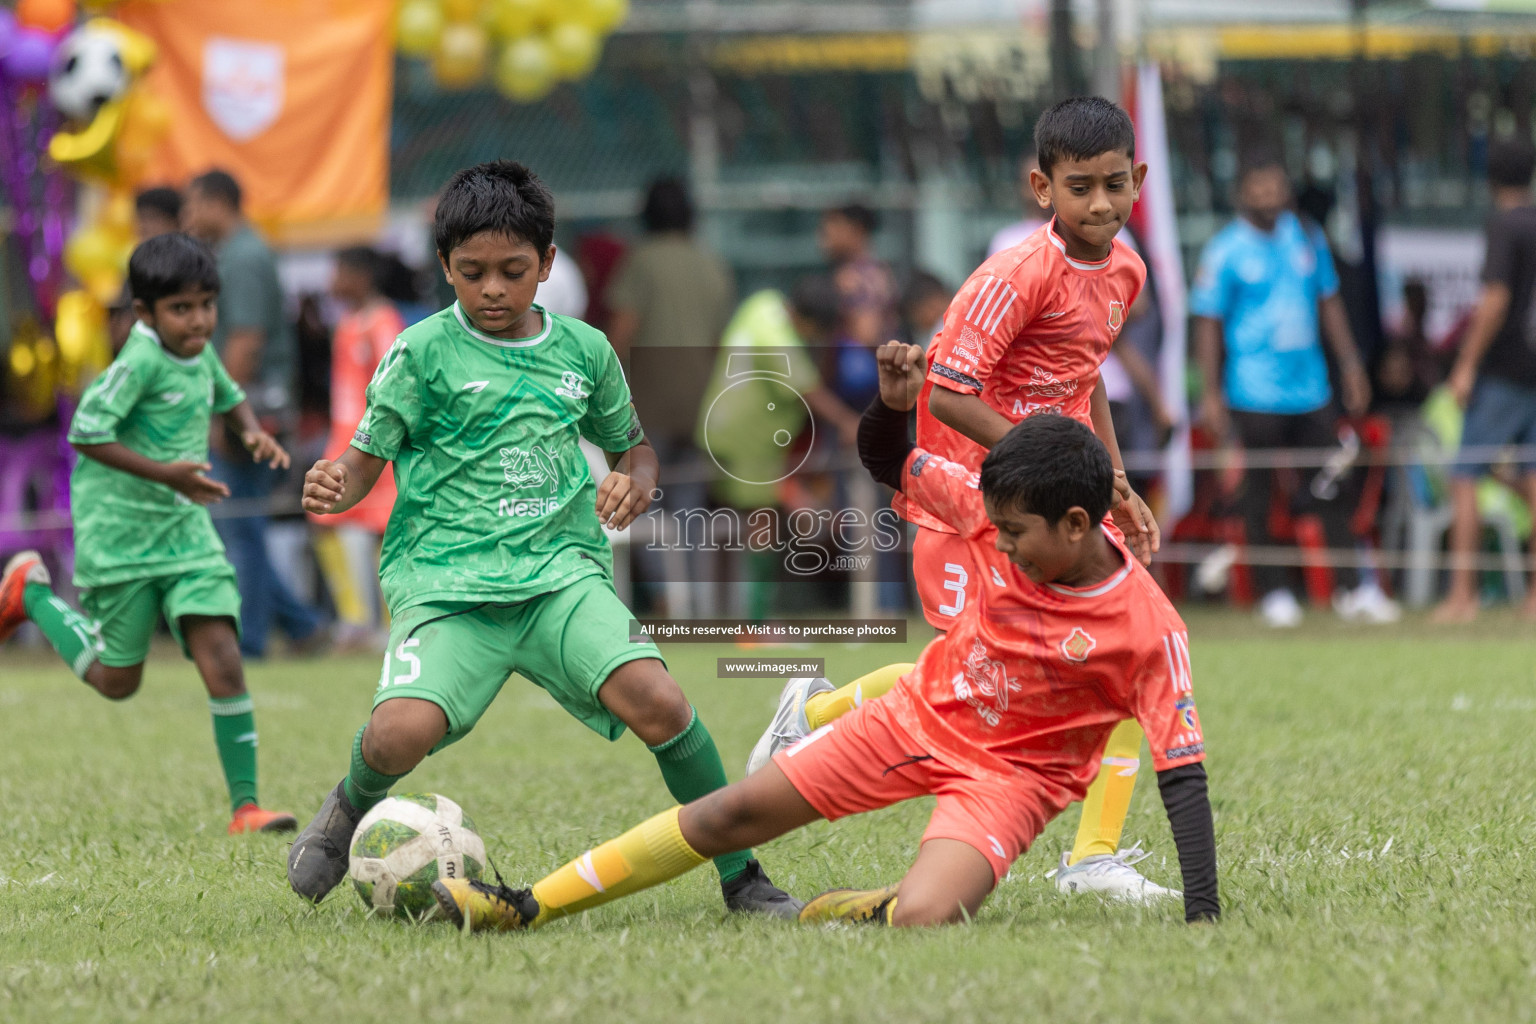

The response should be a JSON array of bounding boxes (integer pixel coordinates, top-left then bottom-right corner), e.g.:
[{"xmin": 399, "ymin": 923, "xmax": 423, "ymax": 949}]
[
  {"xmin": 1107, "ymin": 301, "xmax": 1125, "ymax": 332},
  {"xmin": 1060, "ymin": 627, "xmax": 1096, "ymax": 663},
  {"xmin": 555, "ymin": 371, "xmax": 589, "ymax": 400},
  {"xmin": 1025, "ymin": 366, "xmax": 1077, "ymax": 399},
  {"xmin": 499, "ymin": 445, "xmax": 561, "ymax": 517},
  {"xmin": 1175, "ymin": 695, "xmax": 1199, "ymax": 731}
]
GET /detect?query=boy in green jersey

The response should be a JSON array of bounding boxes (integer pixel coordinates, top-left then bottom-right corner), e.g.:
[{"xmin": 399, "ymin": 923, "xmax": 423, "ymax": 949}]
[
  {"xmin": 0, "ymin": 233, "xmax": 297, "ymax": 835},
  {"xmin": 287, "ymin": 161, "xmax": 799, "ymax": 917}
]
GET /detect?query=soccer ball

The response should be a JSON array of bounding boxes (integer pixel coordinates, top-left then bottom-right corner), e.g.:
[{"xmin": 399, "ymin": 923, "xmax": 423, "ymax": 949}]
[
  {"xmin": 48, "ymin": 27, "xmax": 129, "ymax": 123},
  {"xmin": 348, "ymin": 793, "xmax": 486, "ymax": 920}
]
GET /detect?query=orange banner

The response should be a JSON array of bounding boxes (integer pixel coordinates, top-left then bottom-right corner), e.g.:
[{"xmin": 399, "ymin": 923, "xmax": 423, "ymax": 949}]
[{"xmin": 118, "ymin": 0, "xmax": 393, "ymax": 246}]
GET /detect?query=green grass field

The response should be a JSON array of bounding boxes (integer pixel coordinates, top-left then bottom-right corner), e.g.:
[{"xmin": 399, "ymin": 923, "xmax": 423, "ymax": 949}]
[{"xmin": 3, "ymin": 610, "xmax": 1535, "ymax": 1024}]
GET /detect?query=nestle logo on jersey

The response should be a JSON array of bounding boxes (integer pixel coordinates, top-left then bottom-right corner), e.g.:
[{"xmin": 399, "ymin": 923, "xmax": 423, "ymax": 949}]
[{"xmin": 498, "ymin": 445, "xmax": 562, "ymax": 517}]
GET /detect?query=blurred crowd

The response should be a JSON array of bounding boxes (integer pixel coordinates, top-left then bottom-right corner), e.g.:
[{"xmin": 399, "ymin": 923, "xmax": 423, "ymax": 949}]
[{"xmin": 6, "ymin": 139, "xmax": 1536, "ymax": 654}]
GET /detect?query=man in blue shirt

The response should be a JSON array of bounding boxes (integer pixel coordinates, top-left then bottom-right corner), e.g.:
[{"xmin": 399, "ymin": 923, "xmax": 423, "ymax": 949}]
[{"xmin": 1192, "ymin": 154, "xmax": 1396, "ymax": 627}]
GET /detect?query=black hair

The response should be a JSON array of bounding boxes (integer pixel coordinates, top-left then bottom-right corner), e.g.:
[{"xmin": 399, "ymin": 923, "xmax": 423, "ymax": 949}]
[
  {"xmin": 127, "ymin": 232, "xmax": 220, "ymax": 307},
  {"xmin": 376, "ymin": 251, "xmax": 422, "ymax": 305},
  {"xmin": 434, "ymin": 160, "xmax": 555, "ymax": 260},
  {"xmin": 135, "ymin": 186, "xmax": 182, "ymax": 223},
  {"xmin": 979, "ymin": 414, "xmax": 1113, "ymax": 524},
  {"xmin": 641, "ymin": 176, "xmax": 694, "ymax": 233},
  {"xmin": 335, "ymin": 245, "xmax": 382, "ymax": 289},
  {"xmin": 1034, "ymin": 96, "xmax": 1135, "ymax": 178},
  {"xmin": 188, "ymin": 168, "xmax": 242, "ymax": 211},
  {"xmin": 1237, "ymin": 146, "xmax": 1286, "ymax": 185},
  {"xmin": 788, "ymin": 275, "xmax": 843, "ymax": 334},
  {"xmin": 1488, "ymin": 135, "xmax": 1536, "ymax": 189},
  {"xmin": 902, "ymin": 269, "xmax": 950, "ymax": 310},
  {"xmin": 827, "ymin": 202, "xmax": 879, "ymax": 235}
]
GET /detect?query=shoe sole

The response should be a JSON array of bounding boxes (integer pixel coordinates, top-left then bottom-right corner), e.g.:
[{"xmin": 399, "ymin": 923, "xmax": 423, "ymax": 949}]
[{"xmin": 258, "ymin": 814, "xmax": 299, "ymax": 833}]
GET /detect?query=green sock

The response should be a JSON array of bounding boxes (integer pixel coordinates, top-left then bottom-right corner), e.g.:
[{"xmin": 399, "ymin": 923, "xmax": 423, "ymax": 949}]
[
  {"xmin": 209, "ymin": 695, "xmax": 259, "ymax": 813},
  {"xmin": 22, "ymin": 582, "xmax": 100, "ymax": 680},
  {"xmin": 648, "ymin": 708, "xmax": 753, "ymax": 884},
  {"xmin": 343, "ymin": 725, "xmax": 406, "ymax": 813}
]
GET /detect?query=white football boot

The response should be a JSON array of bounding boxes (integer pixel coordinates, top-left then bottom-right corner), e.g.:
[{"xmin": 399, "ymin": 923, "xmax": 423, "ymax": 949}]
[
  {"xmin": 1258, "ymin": 588, "xmax": 1304, "ymax": 628},
  {"xmin": 1050, "ymin": 844, "xmax": 1181, "ymax": 902},
  {"xmin": 745, "ymin": 676, "xmax": 835, "ymax": 776},
  {"xmin": 1333, "ymin": 581, "xmax": 1402, "ymax": 624}
]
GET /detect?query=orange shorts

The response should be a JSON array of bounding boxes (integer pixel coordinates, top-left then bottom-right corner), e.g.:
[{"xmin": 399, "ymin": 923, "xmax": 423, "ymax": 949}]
[
  {"xmin": 772, "ymin": 691, "xmax": 1049, "ymax": 883},
  {"xmin": 911, "ymin": 526, "xmax": 976, "ymax": 632}
]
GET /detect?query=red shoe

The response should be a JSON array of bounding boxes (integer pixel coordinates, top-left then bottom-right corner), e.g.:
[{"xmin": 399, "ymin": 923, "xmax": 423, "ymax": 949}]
[
  {"xmin": 0, "ymin": 550, "xmax": 47, "ymax": 644},
  {"xmin": 229, "ymin": 804, "xmax": 299, "ymax": 835}
]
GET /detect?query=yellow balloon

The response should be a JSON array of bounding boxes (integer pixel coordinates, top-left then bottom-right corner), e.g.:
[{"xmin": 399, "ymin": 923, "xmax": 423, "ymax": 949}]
[
  {"xmin": 65, "ymin": 226, "xmax": 120, "ymax": 283},
  {"xmin": 495, "ymin": 36, "xmax": 556, "ymax": 102},
  {"xmin": 396, "ymin": 0, "xmax": 444, "ymax": 58},
  {"xmin": 441, "ymin": 0, "xmax": 480, "ymax": 21},
  {"xmin": 486, "ymin": 0, "xmax": 547, "ymax": 37},
  {"xmin": 546, "ymin": 21, "xmax": 600, "ymax": 80},
  {"xmin": 434, "ymin": 21, "xmax": 490, "ymax": 88},
  {"xmin": 571, "ymin": 0, "xmax": 626, "ymax": 32},
  {"xmin": 55, "ymin": 289, "xmax": 110, "ymax": 374}
]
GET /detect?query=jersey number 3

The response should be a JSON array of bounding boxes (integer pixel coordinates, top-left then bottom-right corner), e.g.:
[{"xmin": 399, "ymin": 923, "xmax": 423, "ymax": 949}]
[{"xmin": 939, "ymin": 563, "xmax": 968, "ymax": 618}]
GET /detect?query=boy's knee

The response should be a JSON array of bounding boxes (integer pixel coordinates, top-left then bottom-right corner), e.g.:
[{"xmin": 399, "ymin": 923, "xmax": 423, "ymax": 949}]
[
  {"xmin": 362, "ymin": 702, "xmax": 444, "ymax": 774},
  {"xmin": 91, "ymin": 664, "xmax": 143, "ymax": 701},
  {"xmin": 601, "ymin": 661, "xmax": 693, "ymax": 746}
]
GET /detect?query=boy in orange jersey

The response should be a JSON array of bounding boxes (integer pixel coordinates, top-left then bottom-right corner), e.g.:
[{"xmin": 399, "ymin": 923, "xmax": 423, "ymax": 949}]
[{"xmin": 432, "ymin": 341, "xmax": 1216, "ymax": 930}]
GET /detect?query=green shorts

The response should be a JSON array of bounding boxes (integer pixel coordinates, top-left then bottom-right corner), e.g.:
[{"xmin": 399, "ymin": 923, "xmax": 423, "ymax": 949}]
[
  {"xmin": 373, "ymin": 574, "xmax": 663, "ymax": 750},
  {"xmin": 79, "ymin": 567, "xmax": 242, "ymax": 666}
]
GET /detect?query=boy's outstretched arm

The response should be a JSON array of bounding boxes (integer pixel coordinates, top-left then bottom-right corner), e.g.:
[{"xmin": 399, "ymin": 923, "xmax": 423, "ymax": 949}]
[
  {"xmin": 1156, "ymin": 763, "xmax": 1219, "ymax": 922},
  {"xmin": 220, "ymin": 399, "xmax": 290, "ymax": 470},
  {"xmin": 597, "ymin": 438, "xmax": 658, "ymax": 530},
  {"xmin": 302, "ymin": 446, "xmax": 387, "ymax": 516},
  {"xmin": 71, "ymin": 440, "xmax": 231, "ymax": 505}
]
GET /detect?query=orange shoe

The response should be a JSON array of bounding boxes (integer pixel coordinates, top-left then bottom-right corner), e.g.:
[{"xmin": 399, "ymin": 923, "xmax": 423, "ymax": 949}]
[
  {"xmin": 0, "ymin": 550, "xmax": 47, "ymax": 644},
  {"xmin": 229, "ymin": 804, "xmax": 299, "ymax": 835}
]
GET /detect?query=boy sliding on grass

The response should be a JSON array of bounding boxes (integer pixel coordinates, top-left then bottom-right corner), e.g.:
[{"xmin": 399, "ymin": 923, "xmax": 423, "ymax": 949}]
[
  {"xmin": 432, "ymin": 341, "xmax": 1218, "ymax": 929},
  {"xmin": 287, "ymin": 161, "xmax": 796, "ymax": 917},
  {"xmin": 0, "ymin": 233, "xmax": 296, "ymax": 834}
]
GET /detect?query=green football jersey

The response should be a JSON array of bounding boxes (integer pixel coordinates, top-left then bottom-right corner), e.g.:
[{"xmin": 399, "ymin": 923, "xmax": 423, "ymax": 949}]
[
  {"xmin": 66, "ymin": 322, "xmax": 246, "ymax": 587},
  {"xmin": 353, "ymin": 302, "xmax": 645, "ymax": 614}
]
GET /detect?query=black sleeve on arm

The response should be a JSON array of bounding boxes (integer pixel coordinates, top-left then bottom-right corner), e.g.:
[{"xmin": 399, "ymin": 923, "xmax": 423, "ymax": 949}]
[
  {"xmin": 857, "ymin": 396, "xmax": 916, "ymax": 491},
  {"xmin": 1156, "ymin": 762, "xmax": 1220, "ymax": 923}
]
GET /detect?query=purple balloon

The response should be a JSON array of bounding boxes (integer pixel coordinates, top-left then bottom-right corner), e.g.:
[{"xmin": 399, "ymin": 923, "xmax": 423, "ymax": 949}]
[
  {"xmin": 4, "ymin": 28, "xmax": 55, "ymax": 83},
  {"xmin": 0, "ymin": 11, "xmax": 17, "ymax": 57}
]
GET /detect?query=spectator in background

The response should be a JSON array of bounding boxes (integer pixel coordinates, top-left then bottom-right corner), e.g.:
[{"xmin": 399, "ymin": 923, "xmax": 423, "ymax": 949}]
[
  {"xmin": 1192, "ymin": 152, "xmax": 1398, "ymax": 627},
  {"xmin": 820, "ymin": 202, "xmax": 897, "ymax": 408},
  {"xmin": 1373, "ymin": 279, "xmax": 1444, "ymax": 413},
  {"xmin": 1433, "ymin": 136, "xmax": 1536, "ymax": 623},
  {"xmin": 696, "ymin": 277, "xmax": 861, "ymax": 619},
  {"xmin": 134, "ymin": 187, "xmax": 182, "ymax": 241},
  {"xmin": 536, "ymin": 245, "xmax": 589, "ymax": 319},
  {"xmin": 308, "ymin": 247, "xmax": 402, "ymax": 649},
  {"xmin": 900, "ymin": 270, "xmax": 951, "ymax": 347},
  {"xmin": 183, "ymin": 168, "xmax": 323, "ymax": 657},
  {"xmin": 608, "ymin": 177, "xmax": 735, "ymax": 467}
]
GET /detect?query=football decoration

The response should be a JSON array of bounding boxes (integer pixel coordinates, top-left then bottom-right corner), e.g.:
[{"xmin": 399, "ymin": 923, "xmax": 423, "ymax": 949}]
[
  {"xmin": 48, "ymin": 25, "xmax": 129, "ymax": 123},
  {"xmin": 348, "ymin": 793, "xmax": 487, "ymax": 920}
]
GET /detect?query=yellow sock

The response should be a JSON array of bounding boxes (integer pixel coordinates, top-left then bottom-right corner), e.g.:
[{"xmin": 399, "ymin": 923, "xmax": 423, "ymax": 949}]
[
  {"xmin": 804, "ymin": 663, "xmax": 914, "ymax": 730},
  {"xmin": 529, "ymin": 806, "xmax": 707, "ymax": 928},
  {"xmin": 312, "ymin": 529, "xmax": 368, "ymax": 627},
  {"xmin": 1068, "ymin": 719, "xmax": 1144, "ymax": 865}
]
